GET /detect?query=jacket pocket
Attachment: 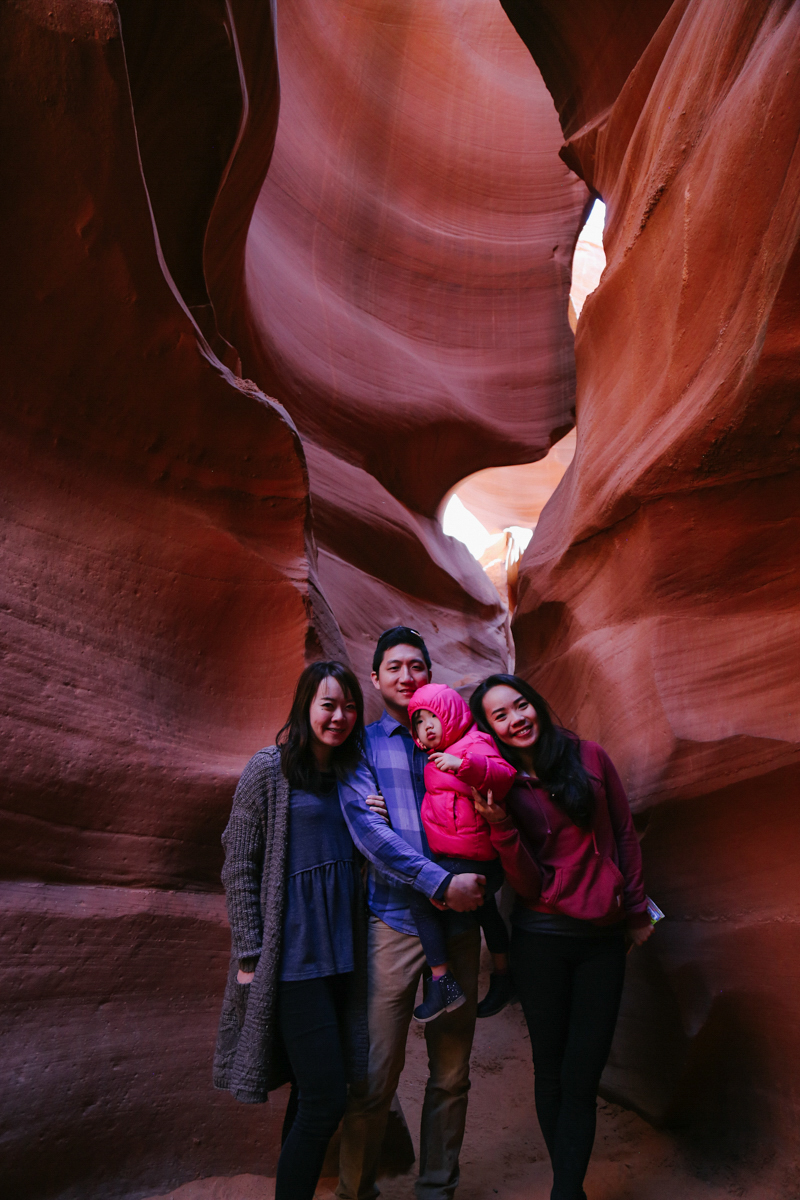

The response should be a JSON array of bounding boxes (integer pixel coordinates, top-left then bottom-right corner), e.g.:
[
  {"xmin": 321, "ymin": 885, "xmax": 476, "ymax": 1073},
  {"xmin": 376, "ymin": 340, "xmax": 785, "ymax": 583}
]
[
  {"xmin": 548, "ymin": 855, "xmax": 625, "ymax": 924},
  {"xmin": 538, "ymin": 866, "xmax": 562, "ymax": 907},
  {"xmin": 451, "ymin": 793, "xmax": 478, "ymax": 834}
]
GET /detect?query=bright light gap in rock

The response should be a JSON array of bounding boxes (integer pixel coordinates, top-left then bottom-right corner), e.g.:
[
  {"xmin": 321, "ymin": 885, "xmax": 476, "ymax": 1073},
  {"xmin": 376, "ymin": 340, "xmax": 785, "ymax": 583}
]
[{"xmin": 440, "ymin": 201, "xmax": 606, "ymax": 611}]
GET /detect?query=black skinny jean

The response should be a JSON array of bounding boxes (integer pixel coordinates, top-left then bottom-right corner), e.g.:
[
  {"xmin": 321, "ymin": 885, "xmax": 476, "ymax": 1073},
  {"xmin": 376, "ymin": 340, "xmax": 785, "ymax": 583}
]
[
  {"xmin": 276, "ymin": 973, "xmax": 350, "ymax": 1200},
  {"xmin": 511, "ymin": 928, "xmax": 627, "ymax": 1200}
]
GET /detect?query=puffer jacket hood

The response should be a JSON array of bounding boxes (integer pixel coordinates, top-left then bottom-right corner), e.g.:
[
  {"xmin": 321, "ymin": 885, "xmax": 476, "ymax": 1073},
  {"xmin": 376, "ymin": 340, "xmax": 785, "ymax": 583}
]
[
  {"xmin": 407, "ymin": 682, "xmax": 517, "ymax": 859},
  {"xmin": 407, "ymin": 683, "xmax": 473, "ymax": 749}
]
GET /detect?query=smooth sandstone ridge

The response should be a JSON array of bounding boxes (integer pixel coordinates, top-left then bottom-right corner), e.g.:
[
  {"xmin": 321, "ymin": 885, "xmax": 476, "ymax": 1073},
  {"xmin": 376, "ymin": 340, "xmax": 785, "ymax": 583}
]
[
  {"xmin": 208, "ymin": 0, "xmax": 588, "ymax": 700},
  {"xmin": 505, "ymin": 0, "xmax": 800, "ymax": 1171}
]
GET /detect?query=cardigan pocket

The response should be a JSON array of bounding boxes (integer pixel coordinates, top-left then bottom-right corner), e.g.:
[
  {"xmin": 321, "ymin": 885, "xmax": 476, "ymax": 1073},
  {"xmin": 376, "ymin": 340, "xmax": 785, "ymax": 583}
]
[{"xmin": 234, "ymin": 980, "xmax": 251, "ymax": 1029}]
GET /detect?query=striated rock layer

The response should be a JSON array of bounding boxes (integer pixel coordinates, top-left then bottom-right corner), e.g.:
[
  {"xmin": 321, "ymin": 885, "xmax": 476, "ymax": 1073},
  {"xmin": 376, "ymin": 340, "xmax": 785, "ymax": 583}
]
[
  {"xmin": 507, "ymin": 0, "xmax": 800, "ymax": 1167},
  {"xmin": 207, "ymin": 0, "xmax": 589, "ymax": 704},
  {"xmin": 0, "ymin": 4, "xmax": 308, "ymax": 1195}
]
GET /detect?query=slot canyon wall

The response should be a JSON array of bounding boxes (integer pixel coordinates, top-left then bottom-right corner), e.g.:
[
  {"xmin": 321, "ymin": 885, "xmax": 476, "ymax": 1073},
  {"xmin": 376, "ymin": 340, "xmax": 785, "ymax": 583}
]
[
  {"xmin": 208, "ymin": 0, "xmax": 588, "ymax": 706},
  {"xmin": 0, "ymin": 5, "xmax": 311, "ymax": 1197},
  {"xmin": 4, "ymin": 0, "xmax": 798, "ymax": 1196},
  {"xmin": 1, "ymin": 1, "xmax": 586, "ymax": 1197},
  {"xmin": 504, "ymin": 0, "xmax": 800, "ymax": 1178}
]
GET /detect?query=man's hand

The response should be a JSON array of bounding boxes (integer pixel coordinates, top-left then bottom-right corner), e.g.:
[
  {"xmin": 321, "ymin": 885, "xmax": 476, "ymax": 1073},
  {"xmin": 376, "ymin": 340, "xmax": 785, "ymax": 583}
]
[
  {"xmin": 429, "ymin": 751, "xmax": 463, "ymax": 774},
  {"xmin": 236, "ymin": 969, "xmax": 255, "ymax": 984},
  {"xmin": 365, "ymin": 793, "xmax": 390, "ymax": 824},
  {"xmin": 470, "ymin": 786, "xmax": 508, "ymax": 825},
  {"xmin": 444, "ymin": 873, "xmax": 486, "ymax": 911},
  {"xmin": 628, "ymin": 922, "xmax": 654, "ymax": 947}
]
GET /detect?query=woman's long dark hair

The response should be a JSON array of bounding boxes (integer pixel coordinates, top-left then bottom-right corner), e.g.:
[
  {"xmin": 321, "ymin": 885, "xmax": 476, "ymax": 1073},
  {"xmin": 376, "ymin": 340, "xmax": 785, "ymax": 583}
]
[
  {"xmin": 277, "ymin": 661, "xmax": 365, "ymax": 789},
  {"xmin": 470, "ymin": 674, "xmax": 596, "ymax": 828}
]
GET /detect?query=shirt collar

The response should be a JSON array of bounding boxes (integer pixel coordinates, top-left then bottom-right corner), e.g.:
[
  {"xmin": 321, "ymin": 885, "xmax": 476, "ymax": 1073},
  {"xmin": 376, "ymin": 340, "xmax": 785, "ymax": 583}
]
[{"xmin": 379, "ymin": 709, "xmax": 413, "ymax": 738}]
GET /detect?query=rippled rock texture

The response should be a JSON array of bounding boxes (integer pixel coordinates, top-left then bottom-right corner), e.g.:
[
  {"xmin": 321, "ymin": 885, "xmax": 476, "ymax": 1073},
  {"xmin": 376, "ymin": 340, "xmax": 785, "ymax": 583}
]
[
  {"xmin": 507, "ymin": 0, "xmax": 800, "ymax": 1169},
  {"xmin": 1, "ymin": 1, "xmax": 586, "ymax": 1197},
  {"xmin": 212, "ymin": 0, "xmax": 587, "ymax": 700},
  {"xmin": 0, "ymin": 4, "xmax": 313, "ymax": 1195}
]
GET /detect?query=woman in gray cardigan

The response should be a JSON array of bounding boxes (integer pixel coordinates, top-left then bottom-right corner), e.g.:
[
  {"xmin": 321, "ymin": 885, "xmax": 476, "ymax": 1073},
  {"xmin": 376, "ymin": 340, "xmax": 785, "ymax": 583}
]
[{"xmin": 214, "ymin": 661, "xmax": 370, "ymax": 1200}]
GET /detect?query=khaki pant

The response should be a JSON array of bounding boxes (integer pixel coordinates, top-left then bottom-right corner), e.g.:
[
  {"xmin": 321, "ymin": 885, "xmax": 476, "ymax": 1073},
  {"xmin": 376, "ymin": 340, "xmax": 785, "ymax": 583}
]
[{"xmin": 337, "ymin": 914, "xmax": 480, "ymax": 1200}]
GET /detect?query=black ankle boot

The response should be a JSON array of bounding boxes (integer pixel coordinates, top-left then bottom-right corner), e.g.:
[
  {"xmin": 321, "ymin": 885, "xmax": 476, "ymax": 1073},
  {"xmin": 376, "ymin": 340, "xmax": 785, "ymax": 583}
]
[{"xmin": 476, "ymin": 971, "xmax": 516, "ymax": 1018}]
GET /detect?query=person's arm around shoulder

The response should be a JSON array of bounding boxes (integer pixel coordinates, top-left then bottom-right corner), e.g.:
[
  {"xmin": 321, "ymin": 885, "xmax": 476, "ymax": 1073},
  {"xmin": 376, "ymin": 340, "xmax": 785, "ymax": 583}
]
[
  {"xmin": 221, "ymin": 749, "xmax": 273, "ymax": 982},
  {"xmin": 470, "ymin": 786, "xmax": 542, "ymax": 902},
  {"xmin": 590, "ymin": 742, "xmax": 652, "ymax": 944},
  {"xmin": 339, "ymin": 755, "xmax": 485, "ymax": 912}
]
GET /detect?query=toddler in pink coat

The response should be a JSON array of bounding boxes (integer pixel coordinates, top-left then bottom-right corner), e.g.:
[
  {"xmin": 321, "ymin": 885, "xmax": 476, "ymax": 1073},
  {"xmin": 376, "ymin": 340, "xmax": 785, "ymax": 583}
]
[{"xmin": 406, "ymin": 683, "xmax": 517, "ymax": 1022}]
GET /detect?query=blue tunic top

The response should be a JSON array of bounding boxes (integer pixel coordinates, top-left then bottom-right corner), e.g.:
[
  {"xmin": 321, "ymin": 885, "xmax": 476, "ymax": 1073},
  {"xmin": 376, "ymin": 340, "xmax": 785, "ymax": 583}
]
[{"xmin": 280, "ymin": 773, "xmax": 359, "ymax": 981}]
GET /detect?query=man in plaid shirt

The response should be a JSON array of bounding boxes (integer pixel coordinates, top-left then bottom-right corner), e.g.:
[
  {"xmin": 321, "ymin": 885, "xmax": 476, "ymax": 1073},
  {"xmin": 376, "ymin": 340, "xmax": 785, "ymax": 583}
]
[{"xmin": 337, "ymin": 627, "xmax": 486, "ymax": 1200}]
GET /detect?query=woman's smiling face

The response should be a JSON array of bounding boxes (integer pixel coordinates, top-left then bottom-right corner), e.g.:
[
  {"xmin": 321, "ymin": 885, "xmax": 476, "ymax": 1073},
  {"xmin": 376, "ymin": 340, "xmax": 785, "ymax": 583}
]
[
  {"xmin": 309, "ymin": 675, "xmax": 358, "ymax": 749},
  {"xmin": 481, "ymin": 684, "xmax": 540, "ymax": 751}
]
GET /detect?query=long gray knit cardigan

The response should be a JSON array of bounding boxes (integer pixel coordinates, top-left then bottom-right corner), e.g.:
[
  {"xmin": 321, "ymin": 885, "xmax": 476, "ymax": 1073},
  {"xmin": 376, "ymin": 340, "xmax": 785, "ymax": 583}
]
[{"xmin": 213, "ymin": 745, "xmax": 369, "ymax": 1103}]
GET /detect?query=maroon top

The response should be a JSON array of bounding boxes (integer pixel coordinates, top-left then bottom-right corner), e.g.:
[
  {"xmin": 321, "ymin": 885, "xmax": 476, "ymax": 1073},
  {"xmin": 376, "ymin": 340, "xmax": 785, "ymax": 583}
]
[{"xmin": 487, "ymin": 741, "xmax": 649, "ymax": 929}]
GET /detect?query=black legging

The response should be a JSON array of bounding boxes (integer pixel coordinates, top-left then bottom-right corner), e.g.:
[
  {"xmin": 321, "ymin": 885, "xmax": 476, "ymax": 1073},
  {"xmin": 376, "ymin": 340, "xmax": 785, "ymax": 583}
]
[
  {"xmin": 511, "ymin": 928, "xmax": 627, "ymax": 1200},
  {"xmin": 276, "ymin": 974, "xmax": 350, "ymax": 1200}
]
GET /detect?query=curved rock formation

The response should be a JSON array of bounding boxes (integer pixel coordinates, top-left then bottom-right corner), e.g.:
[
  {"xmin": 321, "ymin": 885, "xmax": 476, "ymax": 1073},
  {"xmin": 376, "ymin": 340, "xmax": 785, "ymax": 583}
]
[
  {"xmin": 2, "ymin": 1, "xmax": 589, "ymax": 1196},
  {"xmin": 451, "ymin": 430, "xmax": 576, "ymax": 536},
  {"xmin": 16, "ymin": 0, "xmax": 794, "ymax": 1192},
  {"xmin": 508, "ymin": 0, "xmax": 800, "ymax": 1169},
  {"xmin": 0, "ymin": 4, "xmax": 308, "ymax": 1194},
  {"xmin": 205, "ymin": 0, "xmax": 589, "ymax": 699}
]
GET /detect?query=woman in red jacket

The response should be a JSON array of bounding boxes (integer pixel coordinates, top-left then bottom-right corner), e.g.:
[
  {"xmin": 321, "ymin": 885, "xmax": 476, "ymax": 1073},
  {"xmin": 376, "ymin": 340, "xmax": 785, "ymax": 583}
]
[{"xmin": 468, "ymin": 674, "xmax": 653, "ymax": 1200}]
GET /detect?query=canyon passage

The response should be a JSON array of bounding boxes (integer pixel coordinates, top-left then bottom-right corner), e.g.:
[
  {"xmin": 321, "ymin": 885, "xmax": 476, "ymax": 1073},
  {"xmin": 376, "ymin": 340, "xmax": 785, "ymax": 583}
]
[{"xmin": 1, "ymin": 2, "xmax": 799, "ymax": 1198}]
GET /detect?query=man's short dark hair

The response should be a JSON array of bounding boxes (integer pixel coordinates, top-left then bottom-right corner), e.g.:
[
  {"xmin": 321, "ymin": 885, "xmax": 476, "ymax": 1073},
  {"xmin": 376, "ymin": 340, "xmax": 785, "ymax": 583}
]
[{"xmin": 372, "ymin": 626, "xmax": 432, "ymax": 675}]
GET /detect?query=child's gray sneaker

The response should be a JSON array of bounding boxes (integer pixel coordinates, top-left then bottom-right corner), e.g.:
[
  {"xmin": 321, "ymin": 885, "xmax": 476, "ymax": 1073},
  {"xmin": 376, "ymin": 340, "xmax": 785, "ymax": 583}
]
[{"xmin": 413, "ymin": 971, "xmax": 465, "ymax": 1023}]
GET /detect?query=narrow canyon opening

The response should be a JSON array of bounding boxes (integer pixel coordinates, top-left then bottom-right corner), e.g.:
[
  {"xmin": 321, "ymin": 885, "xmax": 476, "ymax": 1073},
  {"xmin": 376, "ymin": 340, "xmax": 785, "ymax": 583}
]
[{"xmin": 440, "ymin": 201, "xmax": 606, "ymax": 611}]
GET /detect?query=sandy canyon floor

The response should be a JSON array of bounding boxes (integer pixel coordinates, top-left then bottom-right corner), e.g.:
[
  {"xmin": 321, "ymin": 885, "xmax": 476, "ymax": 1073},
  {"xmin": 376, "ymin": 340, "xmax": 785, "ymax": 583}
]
[{"xmin": 149, "ymin": 963, "xmax": 786, "ymax": 1200}]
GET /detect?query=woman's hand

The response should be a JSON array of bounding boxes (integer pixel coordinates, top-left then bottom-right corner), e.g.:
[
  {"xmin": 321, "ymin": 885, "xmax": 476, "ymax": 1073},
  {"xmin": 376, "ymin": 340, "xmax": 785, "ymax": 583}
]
[
  {"xmin": 429, "ymin": 751, "xmax": 463, "ymax": 774},
  {"xmin": 237, "ymin": 969, "xmax": 255, "ymax": 984},
  {"xmin": 365, "ymin": 793, "xmax": 390, "ymax": 824},
  {"xmin": 470, "ymin": 786, "xmax": 508, "ymax": 824},
  {"xmin": 628, "ymin": 922, "xmax": 654, "ymax": 947}
]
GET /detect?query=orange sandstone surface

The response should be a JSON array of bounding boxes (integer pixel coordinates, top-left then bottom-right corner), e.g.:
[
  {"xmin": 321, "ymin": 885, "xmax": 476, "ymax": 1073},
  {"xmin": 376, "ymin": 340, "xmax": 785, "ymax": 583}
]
[
  {"xmin": 3, "ymin": 0, "xmax": 799, "ymax": 1197},
  {"xmin": 506, "ymin": 0, "xmax": 800, "ymax": 1172}
]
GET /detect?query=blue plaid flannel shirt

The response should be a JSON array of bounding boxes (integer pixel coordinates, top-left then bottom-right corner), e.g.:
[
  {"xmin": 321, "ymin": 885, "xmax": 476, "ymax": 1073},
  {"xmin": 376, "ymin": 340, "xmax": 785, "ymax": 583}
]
[{"xmin": 339, "ymin": 710, "xmax": 452, "ymax": 935}]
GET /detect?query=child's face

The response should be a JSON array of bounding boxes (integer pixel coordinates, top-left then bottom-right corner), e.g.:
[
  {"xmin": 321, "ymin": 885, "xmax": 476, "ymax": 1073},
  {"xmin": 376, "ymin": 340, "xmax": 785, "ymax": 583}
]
[{"xmin": 412, "ymin": 708, "xmax": 444, "ymax": 750}]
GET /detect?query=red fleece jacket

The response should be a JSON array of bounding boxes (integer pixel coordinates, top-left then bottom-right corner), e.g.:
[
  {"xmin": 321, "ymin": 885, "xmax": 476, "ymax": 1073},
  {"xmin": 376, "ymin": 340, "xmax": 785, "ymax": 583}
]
[
  {"xmin": 407, "ymin": 683, "xmax": 517, "ymax": 860},
  {"xmin": 487, "ymin": 741, "xmax": 650, "ymax": 927}
]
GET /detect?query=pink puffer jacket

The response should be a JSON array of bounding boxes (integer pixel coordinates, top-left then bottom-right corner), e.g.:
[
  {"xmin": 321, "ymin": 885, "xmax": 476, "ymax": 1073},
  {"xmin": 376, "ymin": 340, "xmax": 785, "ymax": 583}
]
[{"xmin": 407, "ymin": 683, "xmax": 517, "ymax": 860}]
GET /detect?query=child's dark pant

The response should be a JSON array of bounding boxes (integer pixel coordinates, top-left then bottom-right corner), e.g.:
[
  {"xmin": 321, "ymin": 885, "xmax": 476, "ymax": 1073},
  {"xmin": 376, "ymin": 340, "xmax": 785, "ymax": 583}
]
[{"xmin": 410, "ymin": 855, "xmax": 508, "ymax": 966}]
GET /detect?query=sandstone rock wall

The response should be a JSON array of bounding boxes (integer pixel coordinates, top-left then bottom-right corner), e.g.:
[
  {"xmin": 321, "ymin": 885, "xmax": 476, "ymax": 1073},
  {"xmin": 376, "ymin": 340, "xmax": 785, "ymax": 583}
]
[
  {"xmin": 209, "ymin": 0, "xmax": 589, "ymax": 705},
  {"xmin": 506, "ymin": 0, "xmax": 800, "ymax": 1168},
  {"xmin": 1, "ymin": 2, "xmax": 589, "ymax": 1196},
  {"xmin": 0, "ymin": 4, "xmax": 308, "ymax": 1194}
]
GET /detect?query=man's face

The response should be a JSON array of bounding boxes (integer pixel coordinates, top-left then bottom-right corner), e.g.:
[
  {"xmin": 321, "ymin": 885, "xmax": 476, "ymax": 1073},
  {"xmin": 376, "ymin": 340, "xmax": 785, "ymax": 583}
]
[{"xmin": 371, "ymin": 643, "xmax": 431, "ymax": 711}]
